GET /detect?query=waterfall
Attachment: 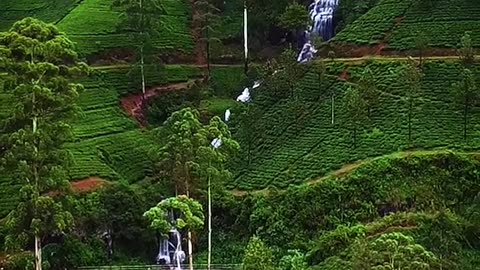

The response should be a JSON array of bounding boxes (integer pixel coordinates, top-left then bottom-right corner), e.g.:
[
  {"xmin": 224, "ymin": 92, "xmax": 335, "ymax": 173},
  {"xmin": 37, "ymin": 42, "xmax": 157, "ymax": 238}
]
[{"xmin": 298, "ymin": 0, "xmax": 339, "ymax": 63}]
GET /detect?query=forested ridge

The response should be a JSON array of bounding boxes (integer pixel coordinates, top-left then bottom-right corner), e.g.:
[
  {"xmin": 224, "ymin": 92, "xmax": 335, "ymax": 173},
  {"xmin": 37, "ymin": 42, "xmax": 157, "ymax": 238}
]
[{"xmin": 0, "ymin": 0, "xmax": 479, "ymax": 270}]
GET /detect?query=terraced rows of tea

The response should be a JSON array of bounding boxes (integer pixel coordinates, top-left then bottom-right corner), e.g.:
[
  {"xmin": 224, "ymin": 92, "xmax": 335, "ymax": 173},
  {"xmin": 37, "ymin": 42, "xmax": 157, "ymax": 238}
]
[
  {"xmin": 0, "ymin": 64, "xmax": 204, "ymax": 215},
  {"xmin": 0, "ymin": 0, "xmax": 78, "ymax": 30},
  {"xmin": 0, "ymin": 0, "xmax": 194, "ymax": 57},
  {"xmin": 231, "ymin": 61, "xmax": 480, "ymax": 190},
  {"xmin": 334, "ymin": 0, "xmax": 480, "ymax": 49}
]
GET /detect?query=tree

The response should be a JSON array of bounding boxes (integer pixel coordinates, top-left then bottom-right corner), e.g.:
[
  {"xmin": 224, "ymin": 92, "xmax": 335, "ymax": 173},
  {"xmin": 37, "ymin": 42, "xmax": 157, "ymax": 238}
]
[
  {"xmin": 143, "ymin": 195, "xmax": 205, "ymax": 236},
  {"xmin": 344, "ymin": 86, "xmax": 367, "ymax": 147},
  {"xmin": 193, "ymin": 0, "xmax": 221, "ymax": 79},
  {"xmin": 415, "ymin": 32, "xmax": 428, "ymax": 67},
  {"xmin": 403, "ymin": 59, "xmax": 423, "ymax": 143},
  {"xmin": 113, "ymin": 0, "xmax": 165, "ymax": 99},
  {"xmin": 459, "ymin": 31, "xmax": 475, "ymax": 67},
  {"xmin": 144, "ymin": 195, "xmax": 204, "ymax": 270},
  {"xmin": 358, "ymin": 67, "xmax": 379, "ymax": 116},
  {"xmin": 0, "ymin": 18, "xmax": 88, "ymax": 270},
  {"xmin": 197, "ymin": 117, "xmax": 239, "ymax": 270},
  {"xmin": 353, "ymin": 232, "xmax": 440, "ymax": 270},
  {"xmin": 314, "ymin": 58, "xmax": 334, "ymax": 125},
  {"xmin": 242, "ymin": 236, "xmax": 276, "ymax": 270},
  {"xmin": 278, "ymin": 2, "xmax": 311, "ymax": 48},
  {"xmin": 452, "ymin": 68, "xmax": 478, "ymax": 142},
  {"xmin": 155, "ymin": 107, "xmax": 238, "ymax": 270}
]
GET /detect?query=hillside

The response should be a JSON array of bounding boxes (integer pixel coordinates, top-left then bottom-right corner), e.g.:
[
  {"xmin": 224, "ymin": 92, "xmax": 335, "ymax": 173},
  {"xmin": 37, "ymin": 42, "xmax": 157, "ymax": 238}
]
[
  {"xmin": 231, "ymin": 60, "xmax": 480, "ymax": 190},
  {"xmin": 0, "ymin": 0, "xmax": 194, "ymax": 58},
  {"xmin": 0, "ymin": 0, "xmax": 479, "ymax": 270},
  {"xmin": 333, "ymin": 0, "xmax": 480, "ymax": 54}
]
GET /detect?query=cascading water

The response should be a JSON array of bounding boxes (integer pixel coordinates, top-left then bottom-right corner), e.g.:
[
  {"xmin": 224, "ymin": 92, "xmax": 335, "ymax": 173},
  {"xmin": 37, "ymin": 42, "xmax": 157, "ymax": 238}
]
[
  {"xmin": 217, "ymin": 1, "xmax": 339, "ymax": 142},
  {"xmin": 298, "ymin": 0, "xmax": 339, "ymax": 63}
]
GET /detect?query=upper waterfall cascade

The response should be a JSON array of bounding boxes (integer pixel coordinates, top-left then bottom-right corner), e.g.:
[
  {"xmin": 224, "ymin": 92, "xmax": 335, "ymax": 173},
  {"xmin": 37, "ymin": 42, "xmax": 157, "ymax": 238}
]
[{"xmin": 298, "ymin": 0, "xmax": 339, "ymax": 63}]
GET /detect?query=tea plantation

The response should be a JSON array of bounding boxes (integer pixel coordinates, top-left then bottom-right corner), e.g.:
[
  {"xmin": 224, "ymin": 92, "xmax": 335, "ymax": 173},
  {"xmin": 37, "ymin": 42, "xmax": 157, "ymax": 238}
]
[
  {"xmin": 334, "ymin": 0, "xmax": 480, "ymax": 49},
  {"xmin": 0, "ymin": 0, "xmax": 194, "ymax": 57},
  {"xmin": 231, "ymin": 60, "xmax": 480, "ymax": 190}
]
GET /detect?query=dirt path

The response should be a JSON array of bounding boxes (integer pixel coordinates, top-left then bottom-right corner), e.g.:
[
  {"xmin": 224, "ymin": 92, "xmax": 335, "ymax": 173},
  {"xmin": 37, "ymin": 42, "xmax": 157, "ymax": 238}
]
[{"xmin": 120, "ymin": 80, "xmax": 197, "ymax": 124}]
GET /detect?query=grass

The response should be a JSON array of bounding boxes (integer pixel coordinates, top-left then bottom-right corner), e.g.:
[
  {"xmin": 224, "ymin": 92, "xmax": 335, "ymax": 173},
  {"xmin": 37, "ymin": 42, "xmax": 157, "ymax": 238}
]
[{"xmin": 231, "ymin": 60, "xmax": 480, "ymax": 190}]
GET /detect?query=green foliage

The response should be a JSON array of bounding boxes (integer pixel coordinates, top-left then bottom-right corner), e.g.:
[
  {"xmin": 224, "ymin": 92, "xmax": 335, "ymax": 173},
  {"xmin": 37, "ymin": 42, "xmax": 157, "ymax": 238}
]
[
  {"xmin": 1, "ymin": 251, "xmax": 35, "ymax": 270},
  {"xmin": 352, "ymin": 232, "xmax": 439, "ymax": 270},
  {"xmin": 344, "ymin": 85, "xmax": 367, "ymax": 146},
  {"xmin": 144, "ymin": 195, "xmax": 205, "ymax": 235},
  {"xmin": 459, "ymin": 31, "xmax": 475, "ymax": 66},
  {"xmin": 0, "ymin": 17, "xmax": 87, "ymax": 252},
  {"xmin": 278, "ymin": 3, "xmax": 311, "ymax": 32},
  {"xmin": 146, "ymin": 84, "xmax": 201, "ymax": 125},
  {"xmin": 279, "ymin": 250, "xmax": 309, "ymax": 270},
  {"xmin": 42, "ymin": 236, "xmax": 107, "ymax": 269},
  {"xmin": 155, "ymin": 107, "xmax": 238, "ymax": 196},
  {"xmin": 242, "ymin": 236, "xmax": 276, "ymax": 270},
  {"xmin": 451, "ymin": 68, "xmax": 478, "ymax": 141},
  {"xmin": 231, "ymin": 61, "xmax": 480, "ymax": 190},
  {"xmin": 334, "ymin": 0, "xmax": 480, "ymax": 49}
]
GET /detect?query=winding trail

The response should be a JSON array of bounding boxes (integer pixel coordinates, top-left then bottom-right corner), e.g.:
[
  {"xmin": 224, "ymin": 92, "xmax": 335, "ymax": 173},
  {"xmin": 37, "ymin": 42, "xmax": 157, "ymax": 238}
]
[{"xmin": 120, "ymin": 80, "xmax": 198, "ymax": 124}]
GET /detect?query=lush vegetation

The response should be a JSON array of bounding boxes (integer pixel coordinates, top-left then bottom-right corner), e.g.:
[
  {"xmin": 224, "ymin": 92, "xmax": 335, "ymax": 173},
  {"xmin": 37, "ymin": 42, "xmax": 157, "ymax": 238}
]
[
  {"xmin": 230, "ymin": 60, "xmax": 480, "ymax": 190},
  {"xmin": 334, "ymin": 0, "xmax": 480, "ymax": 49},
  {"xmin": 1, "ymin": 0, "xmax": 480, "ymax": 270}
]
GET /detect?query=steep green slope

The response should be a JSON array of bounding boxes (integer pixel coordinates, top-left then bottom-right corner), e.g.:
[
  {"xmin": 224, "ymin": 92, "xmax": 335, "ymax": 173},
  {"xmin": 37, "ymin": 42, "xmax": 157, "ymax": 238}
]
[
  {"xmin": 0, "ymin": 64, "xmax": 204, "ymax": 217},
  {"xmin": 334, "ymin": 0, "xmax": 480, "ymax": 49},
  {"xmin": 217, "ymin": 151, "xmax": 480, "ymax": 267},
  {"xmin": 0, "ymin": 0, "xmax": 79, "ymax": 30},
  {"xmin": 231, "ymin": 60, "xmax": 480, "ymax": 190},
  {"xmin": 56, "ymin": 0, "xmax": 194, "ymax": 57},
  {"xmin": 0, "ymin": 0, "xmax": 194, "ymax": 57}
]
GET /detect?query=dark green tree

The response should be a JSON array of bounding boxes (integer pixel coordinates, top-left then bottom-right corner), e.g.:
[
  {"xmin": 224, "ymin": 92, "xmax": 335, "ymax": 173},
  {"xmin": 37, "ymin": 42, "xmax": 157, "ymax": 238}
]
[
  {"xmin": 358, "ymin": 67, "xmax": 379, "ymax": 116},
  {"xmin": 415, "ymin": 32, "xmax": 428, "ymax": 67},
  {"xmin": 144, "ymin": 195, "xmax": 204, "ymax": 270},
  {"xmin": 403, "ymin": 59, "xmax": 423, "ymax": 143},
  {"xmin": 452, "ymin": 68, "xmax": 478, "ymax": 142},
  {"xmin": 344, "ymin": 85, "xmax": 367, "ymax": 147},
  {"xmin": 194, "ymin": 0, "xmax": 221, "ymax": 79},
  {"xmin": 459, "ymin": 31, "xmax": 475, "ymax": 67},
  {"xmin": 0, "ymin": 18, "xmax": 88, "ymax": 270},
  {"xmin": 197, "ymin": 117, "xmax": 239, "ymax": 270},
  {"xmin": 113, "ymin": 0, "xmax": 165, "ymax": 99},
  {"xmin": 154, "ymin": 107, "xmax": 237, "ymax": 270},
  {"xmin": 278, "ymin": 2, "xmax": 311, "ymax": 48}
]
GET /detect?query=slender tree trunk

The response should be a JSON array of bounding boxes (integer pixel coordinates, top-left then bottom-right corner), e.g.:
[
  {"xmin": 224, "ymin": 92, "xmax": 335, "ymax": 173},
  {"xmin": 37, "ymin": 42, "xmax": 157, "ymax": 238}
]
[
  {"xmin": 207, "ymin": 174, "xmax": 212, "ymax": 270},
  {"xmin": 331, "ymin": 94, "xmax": 335, "ymax": 125},
  {"xmin": 185, "ymin": 178, "xmax": 193, "ymax": 270},
  {"xmin": 32, "ymin": 87, "xmax": 42, "ymax": 270},
  {"xmin": 244, "ymin": 1, "xmax": 248, "ymax": 75},
  {"xmin": 464, "ymin": 100, "xmax": 468, "ymax": 141},
  {"xmin": 353, "ymin": 125, "xmax": 357, "ymax": 148},
  {"xmin": 140, "ymin": 46, "xmax": 146, "ymax": 101},
  {"xmin": 408, "ymin": 98, "xmax": 413, "ymax": 143},
  {"xmin": 35, "ymin": 236, "xmax": 42, "ymax": 270}
]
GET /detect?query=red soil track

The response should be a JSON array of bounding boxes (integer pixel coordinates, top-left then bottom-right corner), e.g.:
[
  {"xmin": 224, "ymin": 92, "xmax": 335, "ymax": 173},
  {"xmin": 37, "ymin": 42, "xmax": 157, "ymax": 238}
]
[
  {"xmin": 71, "ymin": 177, "xmax": 110, "ymax": 193},
  {"xmin": 120, "ymin": 81, "xmax": 196, "ymax": 124}
]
